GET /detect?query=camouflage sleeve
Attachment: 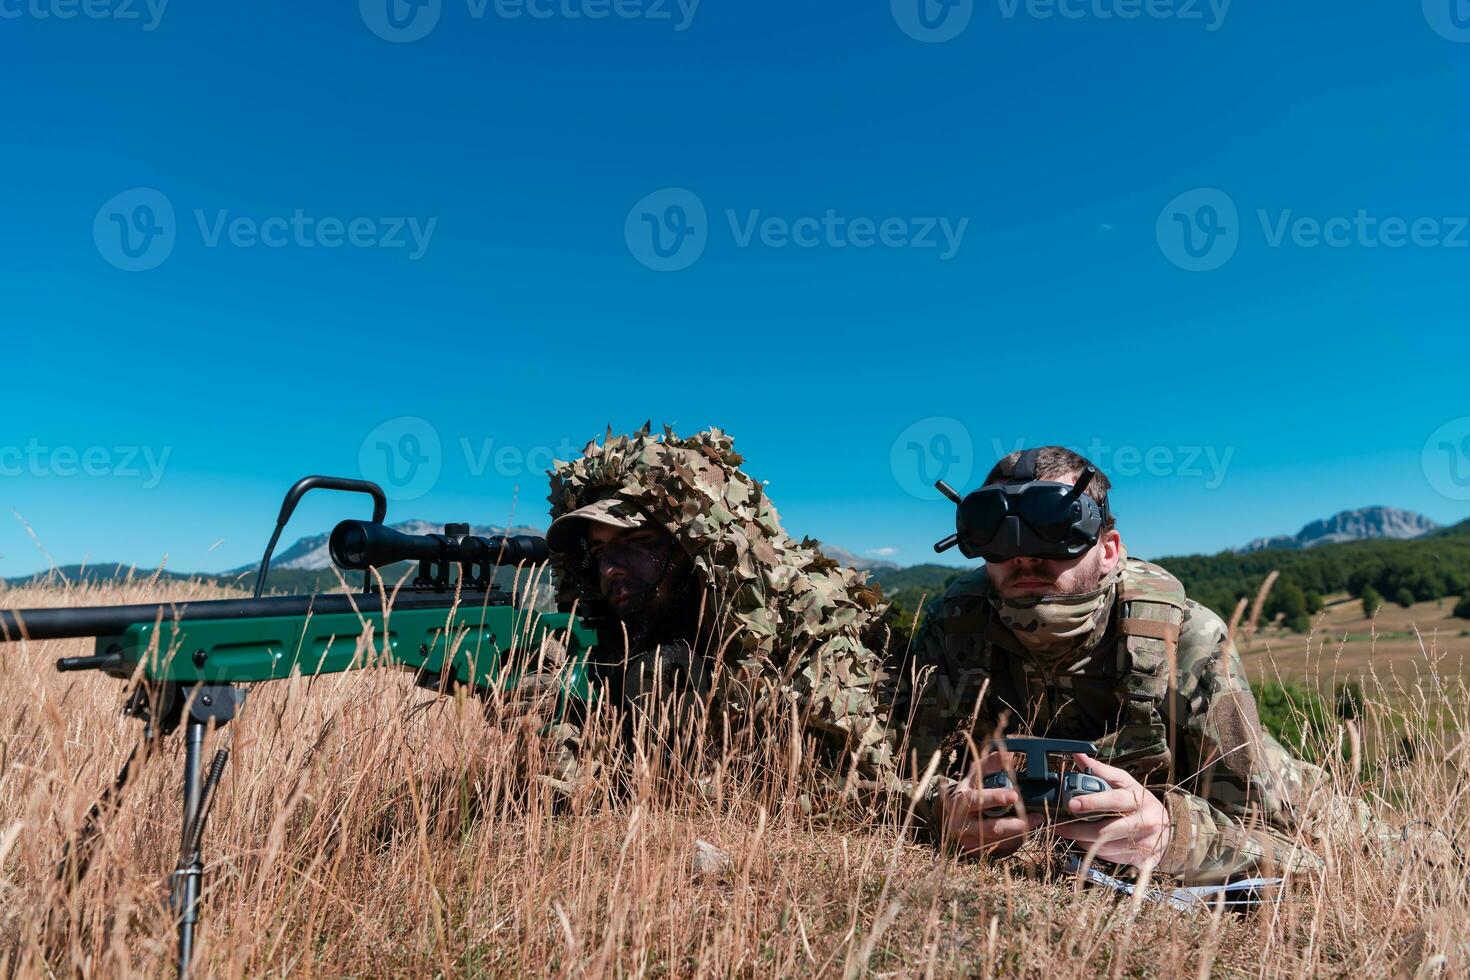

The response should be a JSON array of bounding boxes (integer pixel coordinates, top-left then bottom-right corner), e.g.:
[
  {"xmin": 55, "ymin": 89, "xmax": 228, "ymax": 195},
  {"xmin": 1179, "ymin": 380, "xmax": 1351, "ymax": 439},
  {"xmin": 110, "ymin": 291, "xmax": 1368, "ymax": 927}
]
[
  {"xmin": 789, "ymin": 629, "xmax": 904, "ymax": 800},
  {"xmin": 1160, "ymin": 601, "xmax": 1326, "ymax": 883}
]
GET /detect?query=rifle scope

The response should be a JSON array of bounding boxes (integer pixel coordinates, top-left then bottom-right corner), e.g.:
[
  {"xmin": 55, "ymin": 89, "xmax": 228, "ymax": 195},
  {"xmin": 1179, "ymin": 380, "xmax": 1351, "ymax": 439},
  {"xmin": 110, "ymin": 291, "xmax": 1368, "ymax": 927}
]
[{"xmin": 328, "ymin": 521, "xmax": 549, "ymax": 571}]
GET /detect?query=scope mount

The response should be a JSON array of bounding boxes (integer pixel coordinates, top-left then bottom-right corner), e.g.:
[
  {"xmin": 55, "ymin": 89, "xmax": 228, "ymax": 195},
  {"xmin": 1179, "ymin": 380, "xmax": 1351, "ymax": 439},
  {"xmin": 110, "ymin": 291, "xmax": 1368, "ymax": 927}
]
[{"xmin": 411, "ymin": 522, "xmax": 506, "ymax": 594}]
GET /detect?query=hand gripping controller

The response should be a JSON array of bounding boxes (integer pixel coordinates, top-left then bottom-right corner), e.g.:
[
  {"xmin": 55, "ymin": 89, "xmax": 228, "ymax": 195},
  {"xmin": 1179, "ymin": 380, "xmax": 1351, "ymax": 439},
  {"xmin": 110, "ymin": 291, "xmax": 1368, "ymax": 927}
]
[{"xmin": 980, "ymin": 737, "xmax": 1110, "ymax": 822}]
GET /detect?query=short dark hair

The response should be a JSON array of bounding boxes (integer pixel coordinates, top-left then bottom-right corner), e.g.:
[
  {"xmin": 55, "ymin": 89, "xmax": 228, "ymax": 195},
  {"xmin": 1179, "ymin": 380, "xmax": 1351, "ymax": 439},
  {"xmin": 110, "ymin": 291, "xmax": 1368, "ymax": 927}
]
[{"xmin": 983, "ymin": 446, "xmax": 1116, "ymax": 532}]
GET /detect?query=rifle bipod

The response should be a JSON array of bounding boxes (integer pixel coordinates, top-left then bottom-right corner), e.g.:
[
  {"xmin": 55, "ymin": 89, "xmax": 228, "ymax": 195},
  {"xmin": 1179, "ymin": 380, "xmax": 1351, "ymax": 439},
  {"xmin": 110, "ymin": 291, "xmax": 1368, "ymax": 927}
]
[{"xmin": 57, "ymin": 681, "xmax": 245, "ymax": 979}]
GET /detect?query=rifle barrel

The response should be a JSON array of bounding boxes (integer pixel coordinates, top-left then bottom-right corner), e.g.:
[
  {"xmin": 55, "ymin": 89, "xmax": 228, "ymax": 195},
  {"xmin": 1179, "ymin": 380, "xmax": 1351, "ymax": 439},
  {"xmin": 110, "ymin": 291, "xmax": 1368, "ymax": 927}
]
[{"xmin": 0, "ymin": 590, "xmax": 506, "ymax": 642}]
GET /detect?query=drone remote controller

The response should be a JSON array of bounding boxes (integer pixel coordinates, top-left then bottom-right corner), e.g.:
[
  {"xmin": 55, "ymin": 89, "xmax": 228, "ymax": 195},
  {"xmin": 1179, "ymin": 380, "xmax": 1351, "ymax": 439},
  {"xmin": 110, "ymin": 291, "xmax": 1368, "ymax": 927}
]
[{"xmin": 979, "ymin": 737, "xmax": 1110, "ymax": 822}]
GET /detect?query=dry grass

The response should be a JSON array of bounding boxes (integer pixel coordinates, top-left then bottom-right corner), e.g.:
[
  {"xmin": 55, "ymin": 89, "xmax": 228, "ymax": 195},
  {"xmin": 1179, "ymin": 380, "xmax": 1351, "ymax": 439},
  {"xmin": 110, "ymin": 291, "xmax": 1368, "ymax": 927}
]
[
  {"xmin": 2, "ymin": 577, "xmax": 1469, "ymax": 978},
  {"xmin": 1246, "ymin": 594, "xmax": 1470, "ymax": 687}
]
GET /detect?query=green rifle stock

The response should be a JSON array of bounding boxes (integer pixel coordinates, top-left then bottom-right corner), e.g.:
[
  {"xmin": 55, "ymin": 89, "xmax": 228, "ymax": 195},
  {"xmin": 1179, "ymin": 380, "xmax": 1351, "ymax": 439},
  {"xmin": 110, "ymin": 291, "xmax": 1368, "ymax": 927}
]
[{"xmin": 0, "ymin": 475, "xmax": 596, "ymax": 979}]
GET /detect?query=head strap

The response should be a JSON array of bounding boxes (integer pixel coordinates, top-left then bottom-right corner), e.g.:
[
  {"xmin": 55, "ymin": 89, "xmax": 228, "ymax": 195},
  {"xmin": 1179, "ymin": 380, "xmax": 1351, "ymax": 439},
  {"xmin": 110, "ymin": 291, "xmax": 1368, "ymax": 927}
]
[{"xmin": 1010, "ymin": 449, "xmax": 1040, "ymax": 482}]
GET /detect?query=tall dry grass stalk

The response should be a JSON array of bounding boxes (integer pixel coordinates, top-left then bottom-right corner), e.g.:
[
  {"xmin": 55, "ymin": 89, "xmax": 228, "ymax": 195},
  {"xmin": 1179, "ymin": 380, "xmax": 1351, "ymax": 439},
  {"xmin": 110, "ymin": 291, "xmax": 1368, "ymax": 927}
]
[{"xmin": 1, "ymin": 576, "xmax": 1468, "ymax": 977}]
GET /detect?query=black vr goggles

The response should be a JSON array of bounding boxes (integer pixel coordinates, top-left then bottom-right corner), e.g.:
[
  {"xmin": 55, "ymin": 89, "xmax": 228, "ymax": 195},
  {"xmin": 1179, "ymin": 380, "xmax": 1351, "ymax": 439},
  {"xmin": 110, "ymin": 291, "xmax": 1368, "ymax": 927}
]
[{"xmin": 933, "ymin": 449, "xmax": 1110, "ymax": 562}]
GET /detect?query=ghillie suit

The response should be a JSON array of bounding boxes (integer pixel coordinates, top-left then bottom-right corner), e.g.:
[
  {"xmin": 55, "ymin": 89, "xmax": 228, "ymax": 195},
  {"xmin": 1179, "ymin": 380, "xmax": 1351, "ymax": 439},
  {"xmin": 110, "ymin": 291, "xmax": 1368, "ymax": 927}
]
[{"xmin": 542, "ymin": 425, "xmax": 898, "ymax": 801}]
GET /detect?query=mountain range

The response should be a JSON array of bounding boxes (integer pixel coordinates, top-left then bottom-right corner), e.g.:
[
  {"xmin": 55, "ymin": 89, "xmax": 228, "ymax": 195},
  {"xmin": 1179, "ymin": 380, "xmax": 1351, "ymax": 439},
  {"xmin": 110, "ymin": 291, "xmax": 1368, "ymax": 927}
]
[
  {"xmin": 1236, "ymin": 506, "xmax": 1439, "ymax": 553},
  {"xmin": 225, "ymin": 519, "xmax": 542, "ymax": 575},
  {"xmin": 3, "ymin": 506, "xmax": 1454, "ymax": 588}
]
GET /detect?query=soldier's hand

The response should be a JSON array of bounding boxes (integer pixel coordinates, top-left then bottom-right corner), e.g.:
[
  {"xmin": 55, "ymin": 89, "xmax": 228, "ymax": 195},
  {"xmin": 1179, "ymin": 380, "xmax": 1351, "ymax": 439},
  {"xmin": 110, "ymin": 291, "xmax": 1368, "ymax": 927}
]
[
  {"xmin": 1052, "ymin": 753, "xmax": 1171, "ymax": 868},
  {"xmin": 940, "ymin": 749, "xmax": 1044, "ymax": 858}
]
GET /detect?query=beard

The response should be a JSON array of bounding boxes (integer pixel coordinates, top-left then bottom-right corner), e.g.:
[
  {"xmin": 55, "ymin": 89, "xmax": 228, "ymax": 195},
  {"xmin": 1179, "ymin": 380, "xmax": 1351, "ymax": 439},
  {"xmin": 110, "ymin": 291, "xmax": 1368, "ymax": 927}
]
[
  {"xmin": 998, "ymin": 543, "xmax": 1112, "ymax": 597},
  {"xmin": 608, "ymin": 569, "xmax": 701, "ymax": 653}
]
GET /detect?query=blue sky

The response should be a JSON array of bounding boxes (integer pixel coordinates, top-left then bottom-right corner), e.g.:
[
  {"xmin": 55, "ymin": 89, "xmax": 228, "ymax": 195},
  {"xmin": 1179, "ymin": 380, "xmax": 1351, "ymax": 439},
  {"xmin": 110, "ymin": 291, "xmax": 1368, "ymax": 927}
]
[{"xmin": 1, "ymin": 0, "xmax": 1468, "ymax": 577}]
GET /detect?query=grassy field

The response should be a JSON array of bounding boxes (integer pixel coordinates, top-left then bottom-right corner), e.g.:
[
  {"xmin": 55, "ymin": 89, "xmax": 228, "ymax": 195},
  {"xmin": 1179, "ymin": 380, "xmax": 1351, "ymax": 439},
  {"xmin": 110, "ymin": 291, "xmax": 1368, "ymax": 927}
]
[
  {"xmin": 1243, "ymin": 593, "xmax": 1470, "ymax": 691},
  {"xmin": 2, "ymin": 577, "xmax": 1470, "ymax": 977}
]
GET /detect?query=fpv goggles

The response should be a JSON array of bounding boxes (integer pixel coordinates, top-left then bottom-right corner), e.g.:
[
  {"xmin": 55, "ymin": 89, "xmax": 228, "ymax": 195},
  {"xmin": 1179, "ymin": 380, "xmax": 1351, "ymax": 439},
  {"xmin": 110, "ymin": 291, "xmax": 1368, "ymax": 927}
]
[{"xmin": 933, "ymin": 450, "xmax": 1110, "ymax": 562}]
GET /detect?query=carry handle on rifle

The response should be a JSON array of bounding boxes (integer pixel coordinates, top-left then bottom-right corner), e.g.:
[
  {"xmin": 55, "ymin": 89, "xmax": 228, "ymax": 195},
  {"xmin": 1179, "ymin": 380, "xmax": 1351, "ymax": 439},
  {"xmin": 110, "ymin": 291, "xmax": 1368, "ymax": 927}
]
[{"xmin": 253, "ymin": 476, "xmax": 388, "ymax": 597}]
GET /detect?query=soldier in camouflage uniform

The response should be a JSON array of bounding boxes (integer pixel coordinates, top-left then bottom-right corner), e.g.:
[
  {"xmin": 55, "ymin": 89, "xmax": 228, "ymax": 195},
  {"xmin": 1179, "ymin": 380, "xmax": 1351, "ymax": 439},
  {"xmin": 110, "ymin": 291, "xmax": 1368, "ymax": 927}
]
[
  {"xmin": 893, "ymin": 446, "xmax": 1337, "ymax": 884},
  {"xmin": 543, "ymin": 424, "xmax": 896, "ymax": 798}
]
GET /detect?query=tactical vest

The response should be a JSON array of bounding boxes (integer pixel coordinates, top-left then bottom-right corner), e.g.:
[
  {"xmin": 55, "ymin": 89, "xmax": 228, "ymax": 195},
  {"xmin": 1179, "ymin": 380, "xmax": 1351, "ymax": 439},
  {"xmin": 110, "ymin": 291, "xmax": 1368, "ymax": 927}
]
[{"xmin": 939, "ymin": 557, "xmax": 1186, "ymax": 784}]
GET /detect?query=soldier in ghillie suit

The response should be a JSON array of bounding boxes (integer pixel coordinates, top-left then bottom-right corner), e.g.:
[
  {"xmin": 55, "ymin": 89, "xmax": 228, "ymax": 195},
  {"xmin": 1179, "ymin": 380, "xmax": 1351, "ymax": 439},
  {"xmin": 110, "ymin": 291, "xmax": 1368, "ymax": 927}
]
[
  {"xmin": 542, "ymin": 425, "xmax": 896, "ymax": 799},
  {"xmin": 893, "ymin": 446, "xmax": 1347, "ymax": 884}
]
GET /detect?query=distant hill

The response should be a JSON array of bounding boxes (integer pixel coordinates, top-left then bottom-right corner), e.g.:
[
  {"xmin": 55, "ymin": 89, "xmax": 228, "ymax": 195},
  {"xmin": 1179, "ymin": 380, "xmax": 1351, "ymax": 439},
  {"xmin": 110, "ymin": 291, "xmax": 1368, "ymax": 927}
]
[
  {"xmin": 1430, "ymin": 517, "xmax": 1470, "ymax": 538},
  {"xmin": 3, "ymin": 563, "xmax": 222, "ymax": 588},
  {"xmin": 228, "ymin": 519, "xmax": 543, "ymax": 574},
  {"xmin": 1239, "ymin": 506, "xmax": 1438, "ymax": 552},
  {"xmin": 870, "ymin": 563, "xmax": 961, "ymax": 594},
  {"xmin": 5, "ymin": 520, "xmax": 544, "ymax": 595},
  {"xmin": 818, "ymin": 544, "xmax": 900, "ymax": 572}
]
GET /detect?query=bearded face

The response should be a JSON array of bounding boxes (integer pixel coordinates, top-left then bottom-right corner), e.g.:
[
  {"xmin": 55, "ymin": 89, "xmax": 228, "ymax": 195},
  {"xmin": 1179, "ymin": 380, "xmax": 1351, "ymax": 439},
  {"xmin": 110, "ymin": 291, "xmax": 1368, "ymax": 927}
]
[
  {"xmin": 982, "ymin": 470, "xmax": 1123, "ymax": 599},
  {"xmin": 986, "ymin": 544, "xmax": 1114, "ymax": 599},
  {"xmin": 586, "ymin": 523, "xmax": 680, "ymax": 616}
]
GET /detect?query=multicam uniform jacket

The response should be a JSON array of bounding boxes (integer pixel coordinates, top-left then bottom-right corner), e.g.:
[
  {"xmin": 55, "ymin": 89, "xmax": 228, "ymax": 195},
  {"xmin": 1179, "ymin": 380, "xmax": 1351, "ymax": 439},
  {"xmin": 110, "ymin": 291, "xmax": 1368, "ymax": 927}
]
[
  {"xmin": 894, "ymin": 556, "xmax": 1329, "ymax": 883},
  {"xmin": 546, "ymin": 425, "xmax": 897, "ymax": 795}
]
